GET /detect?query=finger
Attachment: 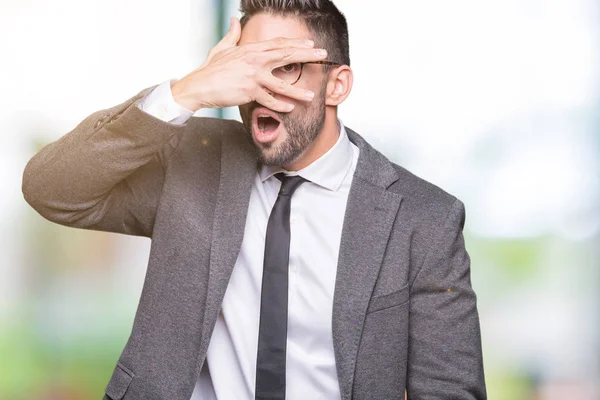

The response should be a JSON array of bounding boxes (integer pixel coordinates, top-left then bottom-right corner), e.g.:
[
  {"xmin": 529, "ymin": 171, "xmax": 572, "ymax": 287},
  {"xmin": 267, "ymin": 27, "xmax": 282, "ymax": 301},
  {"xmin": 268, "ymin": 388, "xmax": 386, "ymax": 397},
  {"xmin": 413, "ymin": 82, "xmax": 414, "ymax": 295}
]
[
  {"xmin": 202, "ymin": 18, "xmax": 241, "ymax": 67},
  {"xmin": 259, "ymin": 72, "xmax": 315, "ymax": 102},
  {"xmin": 229, "ymin": 17, "xmax": 242, "ymax": 46},
  {"xmin": 254, "ymin": 86, "xmax": 295, "ymax": 113},
  {"xmin": 246, "ymin": 36, "xmax": 315, "ymax": 53},
  {"xmin": 264, "ymin": 47, "xmax": 328, "ymax": 68},
  {"xmin": 212, "ymin": 17, "xmax": 241, "ymax": 54}
]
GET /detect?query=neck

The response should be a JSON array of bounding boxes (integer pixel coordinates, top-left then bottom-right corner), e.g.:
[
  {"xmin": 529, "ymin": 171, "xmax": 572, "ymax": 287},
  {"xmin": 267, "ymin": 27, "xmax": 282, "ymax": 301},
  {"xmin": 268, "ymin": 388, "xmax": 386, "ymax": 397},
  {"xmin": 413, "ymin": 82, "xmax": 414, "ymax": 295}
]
[{"xmin": 283, "ymin": 109, "xmax": 340, "ymax": 171}]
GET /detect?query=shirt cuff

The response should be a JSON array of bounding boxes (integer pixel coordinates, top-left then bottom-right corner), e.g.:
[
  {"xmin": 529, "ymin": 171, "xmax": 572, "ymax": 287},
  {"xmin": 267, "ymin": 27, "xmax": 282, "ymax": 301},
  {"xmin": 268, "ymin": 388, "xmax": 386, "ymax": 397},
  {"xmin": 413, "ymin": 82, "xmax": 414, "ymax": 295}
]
[{"xmin": 137, "ymin": 79, "xmax": 194, "ymax": 125}]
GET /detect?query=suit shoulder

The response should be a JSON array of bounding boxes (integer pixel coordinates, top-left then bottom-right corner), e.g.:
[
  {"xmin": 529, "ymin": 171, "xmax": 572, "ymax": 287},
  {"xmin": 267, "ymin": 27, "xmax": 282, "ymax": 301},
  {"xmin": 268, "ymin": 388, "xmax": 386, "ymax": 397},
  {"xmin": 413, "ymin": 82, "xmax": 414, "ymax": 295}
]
[
  {"xmin": 186, "ymin": 116, "xmax": 246, "ymax": 140},
  {"xmin": 388, "ymin": 162, "xmax": 462, "ymax": 222},
  {"xmin": 172, "ymin": 117, "xmax": 248, "ymax": 156}
]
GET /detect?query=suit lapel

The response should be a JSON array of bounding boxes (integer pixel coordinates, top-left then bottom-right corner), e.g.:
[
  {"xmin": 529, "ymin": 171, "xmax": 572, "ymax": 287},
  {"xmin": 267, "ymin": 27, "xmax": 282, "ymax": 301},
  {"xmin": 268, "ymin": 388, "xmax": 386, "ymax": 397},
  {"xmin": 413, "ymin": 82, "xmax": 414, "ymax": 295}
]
[
  {"xmin": 200, "ymin": 131, "xmax": 257, "ymax": 354},
  {"xmin": 332, "ymin": 128, "xmax": 403, "ymax": 400}
]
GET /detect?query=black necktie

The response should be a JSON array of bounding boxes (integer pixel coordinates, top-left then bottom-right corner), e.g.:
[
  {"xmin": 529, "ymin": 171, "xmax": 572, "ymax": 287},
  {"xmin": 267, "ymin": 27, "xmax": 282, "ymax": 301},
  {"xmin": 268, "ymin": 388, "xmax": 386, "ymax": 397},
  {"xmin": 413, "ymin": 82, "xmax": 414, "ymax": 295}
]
[{"xmin": 255, "ymin": 173, "xmax": 307, "ymax": 400}]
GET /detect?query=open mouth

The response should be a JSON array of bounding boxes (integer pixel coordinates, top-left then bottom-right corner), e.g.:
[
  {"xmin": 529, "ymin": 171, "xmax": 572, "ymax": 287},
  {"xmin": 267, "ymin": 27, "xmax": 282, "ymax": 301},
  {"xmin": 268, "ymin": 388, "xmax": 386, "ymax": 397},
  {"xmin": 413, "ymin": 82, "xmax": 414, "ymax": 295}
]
[{"xmin": 252, "ymin": 108, "xmax": 282, "ymax": 143}]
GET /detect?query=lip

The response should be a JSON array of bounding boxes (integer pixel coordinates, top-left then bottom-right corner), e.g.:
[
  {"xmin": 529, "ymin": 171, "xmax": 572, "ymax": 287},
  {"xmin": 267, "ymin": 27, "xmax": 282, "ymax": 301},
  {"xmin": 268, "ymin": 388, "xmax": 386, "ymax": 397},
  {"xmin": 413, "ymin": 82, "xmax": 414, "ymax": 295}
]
[{"xmin": 252, "ymin": 107, "xmax": 283, "ymax": 143}]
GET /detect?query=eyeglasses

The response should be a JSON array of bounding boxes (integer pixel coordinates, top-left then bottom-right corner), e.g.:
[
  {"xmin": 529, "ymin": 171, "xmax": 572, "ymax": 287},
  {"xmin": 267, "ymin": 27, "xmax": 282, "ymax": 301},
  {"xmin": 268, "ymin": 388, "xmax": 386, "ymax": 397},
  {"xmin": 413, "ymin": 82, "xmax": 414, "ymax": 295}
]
[{"xmin": 272, "ymin": 61, "xmax": 341, "ymax": 85}]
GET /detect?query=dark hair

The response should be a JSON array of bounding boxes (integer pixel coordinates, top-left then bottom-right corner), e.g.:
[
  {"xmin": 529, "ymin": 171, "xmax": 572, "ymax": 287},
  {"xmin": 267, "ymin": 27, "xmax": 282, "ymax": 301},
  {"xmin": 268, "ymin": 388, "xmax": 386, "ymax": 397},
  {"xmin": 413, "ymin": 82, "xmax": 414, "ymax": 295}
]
[{"xmin": 239, "ymin": 0, "xmax": 350, "ymax": 71}]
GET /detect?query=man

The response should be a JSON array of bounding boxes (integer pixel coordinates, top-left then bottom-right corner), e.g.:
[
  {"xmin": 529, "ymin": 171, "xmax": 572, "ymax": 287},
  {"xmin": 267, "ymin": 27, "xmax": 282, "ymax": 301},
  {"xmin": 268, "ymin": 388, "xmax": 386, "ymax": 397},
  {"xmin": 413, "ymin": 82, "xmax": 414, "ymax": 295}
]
[{"xmin": 22, "ymin": 0, "xmax": 486, "ymax": 399}]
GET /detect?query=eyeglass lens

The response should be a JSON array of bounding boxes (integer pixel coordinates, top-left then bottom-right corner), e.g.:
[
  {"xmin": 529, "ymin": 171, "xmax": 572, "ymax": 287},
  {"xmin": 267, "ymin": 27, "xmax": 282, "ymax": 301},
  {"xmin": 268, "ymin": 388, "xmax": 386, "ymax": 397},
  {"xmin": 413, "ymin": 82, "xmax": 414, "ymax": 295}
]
[{"xmin": 272, "ymin": 63, "xmax": 303, "ymax": 84}]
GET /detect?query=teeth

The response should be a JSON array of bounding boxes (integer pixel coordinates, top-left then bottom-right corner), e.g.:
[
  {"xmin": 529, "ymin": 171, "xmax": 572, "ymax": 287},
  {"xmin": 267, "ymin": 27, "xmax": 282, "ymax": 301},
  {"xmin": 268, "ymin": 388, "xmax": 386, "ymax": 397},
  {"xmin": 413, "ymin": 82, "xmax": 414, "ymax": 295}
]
[
  {"xmin": 257, "ymin": 113, "xmax": 279, "ymax": 134},
  {"xmin": 258, "ymin": 115, "xmax": 270, "ymax": 133}
]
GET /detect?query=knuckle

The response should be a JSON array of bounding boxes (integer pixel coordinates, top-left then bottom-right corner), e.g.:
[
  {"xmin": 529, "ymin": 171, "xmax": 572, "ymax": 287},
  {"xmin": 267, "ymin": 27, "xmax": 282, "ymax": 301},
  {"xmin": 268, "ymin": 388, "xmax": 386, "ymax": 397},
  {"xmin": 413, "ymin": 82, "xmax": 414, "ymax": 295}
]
[
  {"xmin": 246, "ymin": 82, "xmax": 256, "ymax": 95},
  {"xmin": 275, "ymin": 37, "xmax": 285, "ymax": 46},
  {"xmin": 241, "ymin": 45, "xmax": 253, "ymax": 56},
  {"xmin": 244, "ymin": 51, "xmax": 259, "ymax": 65},
  {"xmin": 246, "ymin": 67, "xmax": 257, "ymax": 78},
  {"xmin": 277, "ymin": 79, "xmax": 287, "ymax": 93},
  {"xmin": 241, "ymin": 82, "xmax": 253, "ymax": 98},
  {"xmin": 243, "ymin": 92, "xmax": 253, "ymax": 104}
]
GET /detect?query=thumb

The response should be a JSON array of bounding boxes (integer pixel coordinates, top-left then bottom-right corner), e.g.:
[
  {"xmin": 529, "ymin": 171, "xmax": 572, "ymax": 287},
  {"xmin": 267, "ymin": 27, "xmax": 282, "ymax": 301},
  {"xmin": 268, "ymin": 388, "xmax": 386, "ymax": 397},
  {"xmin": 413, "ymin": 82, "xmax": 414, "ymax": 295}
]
[
  {"xmin": 225, "ymin": 17, "xmax": 241, "ymax": 47},
  {"xmin": 216, "ymin": 17, "xmax": 241, "ymax": 50},
  {"xmin": 201, "ymin": 17, "xmax": 241, "ymax": 68}
]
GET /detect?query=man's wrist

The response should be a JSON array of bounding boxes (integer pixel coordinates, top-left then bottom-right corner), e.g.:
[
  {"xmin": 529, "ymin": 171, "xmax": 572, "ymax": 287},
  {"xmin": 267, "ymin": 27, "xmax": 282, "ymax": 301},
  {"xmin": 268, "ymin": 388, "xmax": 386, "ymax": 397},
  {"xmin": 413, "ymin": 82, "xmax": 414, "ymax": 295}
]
[
  {"xmin": 171, "ymin": 80, "xmax": 202, "ymax": 112},
  {"xmin": 138, "ymin": 79, "xmax": 194, "ymax": 125}
]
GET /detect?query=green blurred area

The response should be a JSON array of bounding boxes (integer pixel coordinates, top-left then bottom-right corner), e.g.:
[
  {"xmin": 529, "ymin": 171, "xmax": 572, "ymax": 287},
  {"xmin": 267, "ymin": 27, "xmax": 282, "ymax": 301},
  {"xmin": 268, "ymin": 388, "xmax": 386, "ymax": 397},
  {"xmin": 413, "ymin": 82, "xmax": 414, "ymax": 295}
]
[
  {"xmin": 2, "ymin": 228, "xmax": 593, "ymax": 399},
  {"xmin": 0, "ymin": 322, "xmax": 124, "ymax": 400}
]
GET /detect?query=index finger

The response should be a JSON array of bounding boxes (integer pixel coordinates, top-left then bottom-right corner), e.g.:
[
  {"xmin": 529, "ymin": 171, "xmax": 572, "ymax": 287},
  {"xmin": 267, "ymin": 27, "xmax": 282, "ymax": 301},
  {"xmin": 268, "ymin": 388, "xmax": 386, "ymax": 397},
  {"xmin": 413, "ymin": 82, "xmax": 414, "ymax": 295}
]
[
  {"xmin": 265, "ymin": 47, "xmax": 328, "ymax": 68},
  {"xmin": 245, "ymin": 37, "xmax": 315, "ymax": 53}
]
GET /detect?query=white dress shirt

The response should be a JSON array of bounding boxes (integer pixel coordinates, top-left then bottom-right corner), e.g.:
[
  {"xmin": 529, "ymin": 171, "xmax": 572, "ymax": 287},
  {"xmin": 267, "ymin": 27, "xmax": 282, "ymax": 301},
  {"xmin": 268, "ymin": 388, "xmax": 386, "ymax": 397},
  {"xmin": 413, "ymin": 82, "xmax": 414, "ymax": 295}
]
[{"xmin": 138, "ymin": 79, "xmax": 359, "ymax": 400}]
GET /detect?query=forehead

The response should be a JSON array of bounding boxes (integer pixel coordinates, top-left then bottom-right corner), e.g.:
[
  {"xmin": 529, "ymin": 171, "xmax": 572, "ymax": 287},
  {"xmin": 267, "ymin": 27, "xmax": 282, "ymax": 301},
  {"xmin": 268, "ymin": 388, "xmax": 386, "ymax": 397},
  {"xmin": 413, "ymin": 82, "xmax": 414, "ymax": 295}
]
[{"xmin": 239, "ymin": 13, "xmax": 312, "ymax": 45}]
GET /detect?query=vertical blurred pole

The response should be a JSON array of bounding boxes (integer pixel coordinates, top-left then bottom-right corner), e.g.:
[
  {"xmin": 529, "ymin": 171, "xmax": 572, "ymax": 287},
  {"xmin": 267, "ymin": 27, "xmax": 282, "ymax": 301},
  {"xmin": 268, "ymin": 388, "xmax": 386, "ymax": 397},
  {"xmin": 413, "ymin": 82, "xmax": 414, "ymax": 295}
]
[
  {"xmin": 209, "ymin": 0, "xmax": 242, "ymax": 121},
  {"xmin": 191, "ymin": 0, "xmax": 221, "ymax": 118},
  {"xmin": 216, "ymin": 0, "xmax": 227, "ymax": 119},
  {"xmin": 219, "ymin": 0, "xmax": 243, "ymax": 121},
  {"xmin": 192, "ymin": 0, "xmax": 237, "ymax": 119}
]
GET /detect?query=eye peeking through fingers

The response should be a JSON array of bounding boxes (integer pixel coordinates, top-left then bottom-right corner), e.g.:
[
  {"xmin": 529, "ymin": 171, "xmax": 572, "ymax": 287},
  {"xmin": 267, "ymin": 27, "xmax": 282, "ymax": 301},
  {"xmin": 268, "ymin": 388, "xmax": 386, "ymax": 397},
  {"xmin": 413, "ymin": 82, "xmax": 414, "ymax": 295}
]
[
  {"xmin": 282, "ymin": 63, "xmax": 300, "ymax": 73},
  {"xmin": 272, "ymin": 63, "xmax": 302, "ymax": 84}
]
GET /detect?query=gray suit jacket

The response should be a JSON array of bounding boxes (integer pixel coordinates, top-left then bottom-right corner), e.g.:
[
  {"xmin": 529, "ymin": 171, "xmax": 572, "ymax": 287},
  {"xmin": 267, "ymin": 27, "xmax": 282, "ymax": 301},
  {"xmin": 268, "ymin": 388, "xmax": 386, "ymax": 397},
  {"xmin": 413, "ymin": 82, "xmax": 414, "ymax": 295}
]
[{"xmin": 22, "ymin": 86, "xmax": 486, "ymax": 400}]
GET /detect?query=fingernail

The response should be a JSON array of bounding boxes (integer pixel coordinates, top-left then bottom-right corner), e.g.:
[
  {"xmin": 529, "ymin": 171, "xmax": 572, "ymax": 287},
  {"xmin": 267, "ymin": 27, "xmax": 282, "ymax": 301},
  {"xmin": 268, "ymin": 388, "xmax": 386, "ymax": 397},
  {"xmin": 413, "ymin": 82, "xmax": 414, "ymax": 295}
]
[
  {"xmin": 286, "ymin": 104, "xmax": 295, "ymax": 111},
  {"xmin": 317, "ymin": 49, "xmax": 327, "ymax": 56},
  {"xmin": 305, "ymin": 91, "xmax": 315, "ymax": 100},
  {"xmin": 306, "ymin": 39, "xmax": 314, "ymax": 46}
]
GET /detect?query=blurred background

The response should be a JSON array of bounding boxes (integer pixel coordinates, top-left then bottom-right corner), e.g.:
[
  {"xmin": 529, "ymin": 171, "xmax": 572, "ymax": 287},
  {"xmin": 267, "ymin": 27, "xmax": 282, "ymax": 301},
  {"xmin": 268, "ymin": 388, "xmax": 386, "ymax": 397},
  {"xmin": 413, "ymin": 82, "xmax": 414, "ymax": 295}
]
[{"xmin": 1, "ymin": 0, "xmax": 599, "ymax": 399}]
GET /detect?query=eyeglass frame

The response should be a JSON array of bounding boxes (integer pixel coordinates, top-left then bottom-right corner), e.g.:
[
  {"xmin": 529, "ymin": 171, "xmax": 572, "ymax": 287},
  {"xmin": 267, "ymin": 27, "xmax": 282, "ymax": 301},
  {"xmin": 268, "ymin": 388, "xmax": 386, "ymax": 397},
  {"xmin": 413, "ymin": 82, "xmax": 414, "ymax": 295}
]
[{"xmin": 282, "ymin": 61, "xmax": 341, "ymax": 85}]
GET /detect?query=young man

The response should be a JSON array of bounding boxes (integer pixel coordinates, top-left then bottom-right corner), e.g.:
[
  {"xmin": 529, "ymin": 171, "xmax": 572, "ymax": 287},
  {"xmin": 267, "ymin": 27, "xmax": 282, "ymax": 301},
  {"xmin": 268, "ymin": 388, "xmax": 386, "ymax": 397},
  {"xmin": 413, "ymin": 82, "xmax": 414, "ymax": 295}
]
[{"xmin": 22, "ymin": 1, "xmax": 486, "ymax": 399}]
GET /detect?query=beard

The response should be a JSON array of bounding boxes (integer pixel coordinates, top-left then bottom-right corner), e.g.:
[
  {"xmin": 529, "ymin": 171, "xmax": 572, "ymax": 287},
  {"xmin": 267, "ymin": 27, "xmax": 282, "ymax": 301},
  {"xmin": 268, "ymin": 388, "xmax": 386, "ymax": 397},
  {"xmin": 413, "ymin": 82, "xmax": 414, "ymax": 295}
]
[{"xmin": 239, "ymin": 83, "xmax": 327, "ymax": 167}]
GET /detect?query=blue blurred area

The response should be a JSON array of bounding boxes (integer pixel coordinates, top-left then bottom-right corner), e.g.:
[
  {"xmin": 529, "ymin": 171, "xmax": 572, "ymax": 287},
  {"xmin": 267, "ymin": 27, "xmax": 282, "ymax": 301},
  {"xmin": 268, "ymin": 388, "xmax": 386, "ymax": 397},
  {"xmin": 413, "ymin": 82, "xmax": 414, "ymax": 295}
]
[{"xmin": 1, "ymin": 0, "xmax": 598, "ymax": 399}]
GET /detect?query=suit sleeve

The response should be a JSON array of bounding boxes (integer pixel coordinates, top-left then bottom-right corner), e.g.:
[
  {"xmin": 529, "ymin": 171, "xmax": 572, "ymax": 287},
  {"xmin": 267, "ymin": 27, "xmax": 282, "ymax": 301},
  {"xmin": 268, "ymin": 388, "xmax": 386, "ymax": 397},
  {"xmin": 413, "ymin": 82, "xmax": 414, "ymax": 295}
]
[
  {"xmin": 22, "ymin": 85, "xmax": 188, "ymax": 238},
  {"xmin": 406, "ymin": 199, "xmax": 487, "ymax": 399}
]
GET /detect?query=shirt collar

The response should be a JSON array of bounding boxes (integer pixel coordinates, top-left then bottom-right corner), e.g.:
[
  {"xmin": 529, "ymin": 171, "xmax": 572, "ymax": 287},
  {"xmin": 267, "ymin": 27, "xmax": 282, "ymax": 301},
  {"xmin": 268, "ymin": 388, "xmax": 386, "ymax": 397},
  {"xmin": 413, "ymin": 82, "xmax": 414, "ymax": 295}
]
[{"xmin": 259, "ymin": 118, "xmax": 354, "ymax": 191}]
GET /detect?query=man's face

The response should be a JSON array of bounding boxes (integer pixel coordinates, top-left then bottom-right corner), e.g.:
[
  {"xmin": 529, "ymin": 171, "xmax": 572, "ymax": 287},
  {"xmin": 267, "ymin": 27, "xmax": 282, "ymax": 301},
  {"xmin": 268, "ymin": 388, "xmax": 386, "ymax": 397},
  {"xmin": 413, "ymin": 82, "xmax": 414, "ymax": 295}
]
[{"xmin": 238, "ymin": 13, "xmax": 328, "ymax": 167}]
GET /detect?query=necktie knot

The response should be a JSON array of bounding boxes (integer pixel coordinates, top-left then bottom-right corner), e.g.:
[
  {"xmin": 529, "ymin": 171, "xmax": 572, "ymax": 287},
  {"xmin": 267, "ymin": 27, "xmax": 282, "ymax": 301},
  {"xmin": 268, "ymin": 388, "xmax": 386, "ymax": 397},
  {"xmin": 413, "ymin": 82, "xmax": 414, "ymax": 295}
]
[{"xmin": 275, "ymin": 173, "xmax": 307, "ymax": 197}]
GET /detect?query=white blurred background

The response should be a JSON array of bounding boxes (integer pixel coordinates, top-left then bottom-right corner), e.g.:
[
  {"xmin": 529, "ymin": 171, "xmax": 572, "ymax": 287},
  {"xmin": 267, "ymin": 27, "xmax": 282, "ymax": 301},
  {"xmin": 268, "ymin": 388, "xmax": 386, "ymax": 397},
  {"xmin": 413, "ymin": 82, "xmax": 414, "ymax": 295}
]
[{"xmin": 1, "ymin": 0, "xmax": 598, "ymax": 398}]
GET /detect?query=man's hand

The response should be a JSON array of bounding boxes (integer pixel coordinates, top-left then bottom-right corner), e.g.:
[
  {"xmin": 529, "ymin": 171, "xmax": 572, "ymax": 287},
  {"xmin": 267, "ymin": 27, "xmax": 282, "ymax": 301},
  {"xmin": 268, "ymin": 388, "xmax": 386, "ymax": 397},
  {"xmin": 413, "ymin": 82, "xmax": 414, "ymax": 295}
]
[{"xmin": 171, "ymin": 17, "xmax": 328, "ymax": 113}]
